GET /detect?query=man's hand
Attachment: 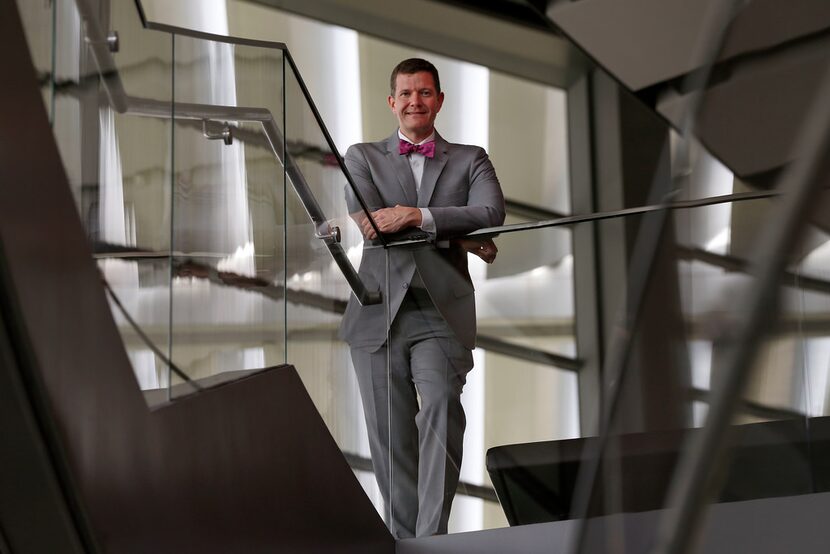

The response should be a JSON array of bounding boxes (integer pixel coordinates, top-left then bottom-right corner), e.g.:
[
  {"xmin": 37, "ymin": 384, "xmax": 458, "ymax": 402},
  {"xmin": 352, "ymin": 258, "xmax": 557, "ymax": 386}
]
[
  {"xmin": 454, "ymin": 238, "xmax": 498, "ymax": 264},
  {"xmin": 362, "ymin": 205, "xmax": 422, "ymax": 239}
]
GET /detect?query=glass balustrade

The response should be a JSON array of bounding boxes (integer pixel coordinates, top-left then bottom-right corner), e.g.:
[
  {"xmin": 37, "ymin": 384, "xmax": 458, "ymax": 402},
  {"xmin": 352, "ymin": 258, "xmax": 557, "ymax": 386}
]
[
  {"xmin": 278, "ymin": 50, "xmax": 390, "ymax": 511},
  {"xmin": 374, "ymin": 197, "xmax": 824, "ymax": 539},
  {"xmin": 13, "ymin": 0, "xmax": 383, "ymax": 404},
  {"xmin": 168, "ymin": 33, "xmax": 287, "ymax": 397},
  {"xmin": 539, "ymin": 192, "xmax": 818, "ymax": 551},
  {"xmin": 379, "ymin": 225, "xmax": 579, "ymax": 534},
  {"xmin": 22, "ymin": 0, "xmax": 178, "ymax": 401}
]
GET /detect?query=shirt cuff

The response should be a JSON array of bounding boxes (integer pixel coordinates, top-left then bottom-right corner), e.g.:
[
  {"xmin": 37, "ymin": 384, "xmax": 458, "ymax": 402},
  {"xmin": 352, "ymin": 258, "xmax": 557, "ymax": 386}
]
[{"xmin": 419, "ymin": 208, "xmax": 436, "ymax": 234}]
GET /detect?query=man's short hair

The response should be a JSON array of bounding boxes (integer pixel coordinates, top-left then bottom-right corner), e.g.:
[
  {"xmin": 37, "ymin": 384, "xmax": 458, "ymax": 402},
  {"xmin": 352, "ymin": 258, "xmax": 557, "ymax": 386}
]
[{"xmin": 389, "ymin": 58, "xmax": 441, "ymax": 96}]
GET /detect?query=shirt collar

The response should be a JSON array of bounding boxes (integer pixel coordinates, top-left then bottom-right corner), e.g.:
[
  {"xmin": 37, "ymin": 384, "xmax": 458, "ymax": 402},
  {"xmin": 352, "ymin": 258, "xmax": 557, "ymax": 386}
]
[{"xmin": 398, "ymin": 129, "xmax": 436, "ymax": 146}]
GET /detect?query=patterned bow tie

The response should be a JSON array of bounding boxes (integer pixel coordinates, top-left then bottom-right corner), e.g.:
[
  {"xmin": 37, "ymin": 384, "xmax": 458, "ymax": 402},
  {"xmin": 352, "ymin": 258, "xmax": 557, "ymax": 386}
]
[{"xmin": 399, "ymin": 139, "xmax": 435, "ymax": 158}]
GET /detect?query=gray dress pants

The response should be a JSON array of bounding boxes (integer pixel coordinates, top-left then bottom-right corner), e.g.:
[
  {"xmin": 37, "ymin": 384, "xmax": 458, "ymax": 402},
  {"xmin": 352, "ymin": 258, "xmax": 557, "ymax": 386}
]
[{"xmin": 351, "ymin": 287, "xmax": 474, "ymax": 538}]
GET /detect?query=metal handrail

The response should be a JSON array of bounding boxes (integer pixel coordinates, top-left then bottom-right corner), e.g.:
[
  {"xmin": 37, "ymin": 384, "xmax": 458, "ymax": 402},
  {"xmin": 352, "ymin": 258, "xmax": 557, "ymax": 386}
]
[
  {"xmin": 73, "ymin": 0, "xmax": 381, "ymax": 306},
  {"xmin": 383, "ymin": 189, "xmax": 782, "ymax": 248}
]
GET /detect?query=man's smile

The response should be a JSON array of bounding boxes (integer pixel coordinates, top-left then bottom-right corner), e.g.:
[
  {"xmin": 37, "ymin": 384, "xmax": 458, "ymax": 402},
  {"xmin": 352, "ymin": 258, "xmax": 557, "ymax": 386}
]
[{"xmin": 388, "ymin": 70, "xmax": 444, "ymax": 142}]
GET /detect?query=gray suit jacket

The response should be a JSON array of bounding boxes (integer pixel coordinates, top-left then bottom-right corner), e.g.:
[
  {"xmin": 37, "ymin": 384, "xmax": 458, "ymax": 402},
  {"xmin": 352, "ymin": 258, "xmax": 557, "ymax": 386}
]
[{"xmin": 339, "ymin": 131, "xmax": 505, "ymax": 352}]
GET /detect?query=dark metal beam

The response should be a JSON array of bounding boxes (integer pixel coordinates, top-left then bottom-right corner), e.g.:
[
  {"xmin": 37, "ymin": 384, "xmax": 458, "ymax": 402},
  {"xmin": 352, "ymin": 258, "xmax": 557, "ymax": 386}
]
[
  {"xmin": 476, "ymin": 335, "xmax": 581, "ymax": 372},
  {"xmin": 688, "ymin": 387, "xmax": 804, "ymax": 422}
]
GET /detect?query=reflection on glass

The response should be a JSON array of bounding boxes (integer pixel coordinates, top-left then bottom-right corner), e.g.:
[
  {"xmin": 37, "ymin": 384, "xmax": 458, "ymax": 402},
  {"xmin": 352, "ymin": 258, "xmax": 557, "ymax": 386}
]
[
  {"xmin": 381, "ymin": 223, "xmax": 577, "ymax": 535},
  {"xmin": 559, "ymin": 197, "xmax": 815, "ymax": 533},
  {"xmin": 489, "ymin": 71, "xmax": 570, "ymax": 221},
  {"xmin": 170, "ymin": 35, "xmax": 286, "ymax": 396},
  {"xmin": 469, "ymin": 228, "xmax": 578, "ymax": 531},
  {"xmin": 281, "ymin": 55, "xmax": 385, "ymax": 517},
  {"xmin": 795, "ymin": 227, "xmax": 830, "ymax": 418},
  {"xmin": 32, "ymin": 0, "xmax": 176, "ymax": 403},
  {"xmin": 674, "ymin": 200, "xmax": 819, "ymax": 422},
  {"xmin": 476, "ymin": 227, "xmax": 575, "ymax": 357},
  {"xmin": 41, "ymin": 0, "xmax": 294, "ymax": 401},
  {"xmin": 468, "ymin": 190, "xmax": 824, "ymax": 534},
  {"xmin": 97, "ymin": 0, "xmax": 174, "ymax": 403}
]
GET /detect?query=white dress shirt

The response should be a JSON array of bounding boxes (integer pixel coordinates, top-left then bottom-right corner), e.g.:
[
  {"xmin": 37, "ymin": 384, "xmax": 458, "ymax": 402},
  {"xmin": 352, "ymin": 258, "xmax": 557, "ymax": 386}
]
[{"xmin": 398, "ymin": 129, "xmax": 437, "ymax": 234}]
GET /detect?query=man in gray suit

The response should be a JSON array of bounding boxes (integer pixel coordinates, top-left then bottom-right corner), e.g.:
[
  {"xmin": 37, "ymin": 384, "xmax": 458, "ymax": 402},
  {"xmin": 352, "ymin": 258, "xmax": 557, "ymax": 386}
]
[{"xmin": 340, "ymin": 58, "xmax": 505, "ymax": 538}]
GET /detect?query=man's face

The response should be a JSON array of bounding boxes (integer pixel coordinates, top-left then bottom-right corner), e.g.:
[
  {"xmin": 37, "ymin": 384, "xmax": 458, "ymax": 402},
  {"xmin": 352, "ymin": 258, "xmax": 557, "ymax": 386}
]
[{"xmin": 388, "ymin": 71, "xmax": 444, "ymax": 141}]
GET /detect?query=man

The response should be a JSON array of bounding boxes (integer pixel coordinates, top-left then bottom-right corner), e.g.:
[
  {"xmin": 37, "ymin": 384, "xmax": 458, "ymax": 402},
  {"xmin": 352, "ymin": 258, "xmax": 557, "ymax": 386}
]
[{"xmin": 340, "ymin": 58, "xmax": 504, "ymax": 537}]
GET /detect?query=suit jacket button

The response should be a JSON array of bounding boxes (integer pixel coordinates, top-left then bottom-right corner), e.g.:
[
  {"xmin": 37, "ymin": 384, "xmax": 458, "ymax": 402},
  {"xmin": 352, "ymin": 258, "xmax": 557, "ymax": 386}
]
[{"xmin": 402, "ymin": 283, "xmax": 409, "ymax": 289}]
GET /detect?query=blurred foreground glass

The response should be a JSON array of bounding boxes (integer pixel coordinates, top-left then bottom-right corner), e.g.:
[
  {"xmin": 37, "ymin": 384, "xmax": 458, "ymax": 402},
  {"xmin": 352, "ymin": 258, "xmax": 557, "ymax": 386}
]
[
  {"xmin": 558, "ymin": 196, "xmax": 816, "ymax": 552},
  {"xmin": 426, "ymin": 189, "xmax": 827, "ymax": 541},
  {"xmin": 281, "ymin": 54, "xmax": 389, "ymax": 517}
]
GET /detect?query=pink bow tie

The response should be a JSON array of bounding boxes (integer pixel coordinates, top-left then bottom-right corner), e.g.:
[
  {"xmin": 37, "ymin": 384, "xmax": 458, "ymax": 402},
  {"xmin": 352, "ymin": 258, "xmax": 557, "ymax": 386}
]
[{"xmin": 399, "ymin": 139, "xmax": 435, "ymax": 158}]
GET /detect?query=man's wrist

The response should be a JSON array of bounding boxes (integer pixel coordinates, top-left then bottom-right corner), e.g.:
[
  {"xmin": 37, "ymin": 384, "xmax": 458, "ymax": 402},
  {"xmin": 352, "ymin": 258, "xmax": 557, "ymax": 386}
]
[{"xmin": 409, "ymin": 207, "xmax": 423, "ymax": 227}]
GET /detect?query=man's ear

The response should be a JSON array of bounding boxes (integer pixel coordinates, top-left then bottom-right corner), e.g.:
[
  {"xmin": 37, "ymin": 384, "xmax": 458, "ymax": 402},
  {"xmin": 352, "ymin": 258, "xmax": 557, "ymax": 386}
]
[
  {"xmin": 387, "ymin": 95, "xmax": 396, "ymax": 112},
  {"xmin": 436, "ymin": 91, "xmax": 445, "ymax": 112}
]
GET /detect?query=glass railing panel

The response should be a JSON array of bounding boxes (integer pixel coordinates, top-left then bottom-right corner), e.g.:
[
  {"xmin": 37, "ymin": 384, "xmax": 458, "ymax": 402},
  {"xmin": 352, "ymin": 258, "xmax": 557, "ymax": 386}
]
[
  {"xmin": 100, "ymin": 0, "xmax": 175, "ymax": 403},
  {"xmin": 109, "ymin": 0, "xmax": 170, "ymax": 103},
  {"xmin": 670, "ymin": 194, "xmax": 820, "ymax": 551},
  {"xmin": 496, "ymin": 198, "xmax": 810, "ymax": 554},
  {"xmin": 674, "ymin": 198, "xmax": 816, "ymax": 423},
  {"xmin": 781, "ymin": 218, "xmax": 830, "ymax": 502},
  {"xmin": 488, "ymin": 71, "xmax": 571, "ymax": 222},
  {"xmin": 472, "ymin": 353, "xmax": 580, "ymax": 530},
  {"xmin": 793, "ymin": 227, "xmax": 830, "ymax": 425},
  {"xmin": 794, "ymin": 225, "xmax": 830, "ymax": 497},
  {"xmin": 281, "ymin": 55, "xmax": 387, "ymax": 518},
  {"xmin": 33, "ymin": 0, "xmax": 386, "ymax": 413},
  {"xmin": 168, "ymin": 33, "xmax": 286, "ymax": 397},
  {"xmin": 29, "ymin": 0, "xmax": 176, "ymax": 402},
  {"xmin": 474, "ymin": 226, "xmax": 575, "ymax": 359},
  {"xmin": 566, "ymin": 197, "xmax": 814, "ymax": 549},
  {"xmin": 380, "ymin": 223, "xmax": 578, "ymax": 536},
  {"xmin": 684, "ymin": 196, "xmax": 819, "ymax": 431},
  {"xmin": 403, "ymin": 193, "xmax": 818, "ymax": 539}
]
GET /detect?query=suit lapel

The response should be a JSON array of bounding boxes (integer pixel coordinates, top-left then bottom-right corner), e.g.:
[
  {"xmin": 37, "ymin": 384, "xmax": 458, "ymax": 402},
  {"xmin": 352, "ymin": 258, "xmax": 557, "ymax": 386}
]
[
  {"xmin": 385, "ymin": 133, "xmax": 418, "ymax": 206},
  {"xmin": 418, "ymin": 133, "xmax": 448, "ymax": 207}
]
